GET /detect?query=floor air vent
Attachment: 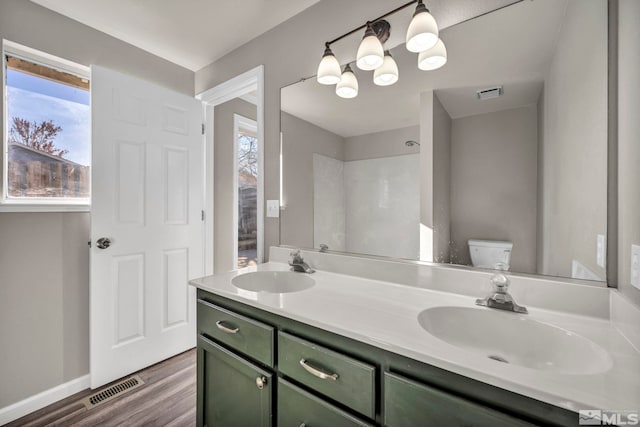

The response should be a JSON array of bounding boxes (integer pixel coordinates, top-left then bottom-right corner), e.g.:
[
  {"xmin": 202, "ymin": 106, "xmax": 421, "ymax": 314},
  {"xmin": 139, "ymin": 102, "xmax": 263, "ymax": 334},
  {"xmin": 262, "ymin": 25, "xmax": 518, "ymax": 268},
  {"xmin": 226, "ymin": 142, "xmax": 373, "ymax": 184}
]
[{"xmin": 82, "ymin": 375, "xmax": 144, "ymax": 409}]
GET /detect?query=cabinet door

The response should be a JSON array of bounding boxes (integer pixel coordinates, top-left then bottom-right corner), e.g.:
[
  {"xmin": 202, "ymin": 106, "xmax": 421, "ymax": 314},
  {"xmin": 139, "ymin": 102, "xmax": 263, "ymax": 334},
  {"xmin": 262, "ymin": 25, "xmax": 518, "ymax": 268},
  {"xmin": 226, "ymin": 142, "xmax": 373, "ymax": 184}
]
[
  {"xmin": 384, "ymin": 372, "xmax": 536, "ymax": 427},
  {"xmin": 278, "ymin": 379, "xmax": 374, "ymax": 427},
  {"xmin": 197, "ymin": 336, "xmax": 272, "ymax": 427}
]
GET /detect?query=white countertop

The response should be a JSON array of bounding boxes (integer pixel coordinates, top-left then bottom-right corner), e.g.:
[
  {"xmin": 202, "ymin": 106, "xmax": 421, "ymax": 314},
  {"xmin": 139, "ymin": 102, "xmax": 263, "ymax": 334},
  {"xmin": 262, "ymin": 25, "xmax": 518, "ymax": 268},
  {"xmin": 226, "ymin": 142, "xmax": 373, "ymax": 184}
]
[{"xmin": 189, "ymin": 262, "xmax": 640, "ymax": 413}]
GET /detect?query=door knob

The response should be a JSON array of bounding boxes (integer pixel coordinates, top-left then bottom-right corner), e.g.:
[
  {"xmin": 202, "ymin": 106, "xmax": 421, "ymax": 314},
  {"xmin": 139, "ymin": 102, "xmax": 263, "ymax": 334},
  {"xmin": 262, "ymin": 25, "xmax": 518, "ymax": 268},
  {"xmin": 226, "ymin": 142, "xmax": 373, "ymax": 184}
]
[
  {"xmin": 255, "ymin": 376, "xmax": 267, "ymax": 390},
  {"xmin": 96, "ymin": 237, "xmax": 112, "ymax": 249}
]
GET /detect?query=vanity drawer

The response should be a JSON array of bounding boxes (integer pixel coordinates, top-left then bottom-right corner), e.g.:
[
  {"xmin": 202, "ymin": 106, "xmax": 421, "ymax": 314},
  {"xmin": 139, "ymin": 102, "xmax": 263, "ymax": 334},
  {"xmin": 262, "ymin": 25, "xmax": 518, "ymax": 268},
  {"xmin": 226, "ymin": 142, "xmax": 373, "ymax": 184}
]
[
  {"xmin": 197, "ymin": 299, "xmax": 274, "ymax": 367},
  {"xmin": 278, "ymin": 379, "xmax": 373, "ymax": 427},
  {"xmin": 277, "ymin": 332, "xmax": 376, "ymax": 419},
  {"xmin": 384, "ymin": 372, "xmax": 536, "ymax": 427}
]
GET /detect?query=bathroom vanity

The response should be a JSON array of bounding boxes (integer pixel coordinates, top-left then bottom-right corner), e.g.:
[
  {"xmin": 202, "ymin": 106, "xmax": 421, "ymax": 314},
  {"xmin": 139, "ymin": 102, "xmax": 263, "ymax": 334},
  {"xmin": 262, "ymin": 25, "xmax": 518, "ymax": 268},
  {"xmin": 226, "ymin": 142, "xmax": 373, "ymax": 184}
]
[{"xmin": 190, "ymin": 248, "xmax": 640, "ymax": 427}]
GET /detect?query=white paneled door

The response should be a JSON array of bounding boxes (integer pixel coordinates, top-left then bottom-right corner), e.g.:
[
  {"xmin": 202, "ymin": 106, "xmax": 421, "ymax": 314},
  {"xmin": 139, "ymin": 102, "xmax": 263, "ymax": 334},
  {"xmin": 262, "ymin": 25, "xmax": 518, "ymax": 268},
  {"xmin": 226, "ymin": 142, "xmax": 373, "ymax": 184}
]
[{"xmin": 90, "ymin": 66, "xmax": 204, "ymax": 388}]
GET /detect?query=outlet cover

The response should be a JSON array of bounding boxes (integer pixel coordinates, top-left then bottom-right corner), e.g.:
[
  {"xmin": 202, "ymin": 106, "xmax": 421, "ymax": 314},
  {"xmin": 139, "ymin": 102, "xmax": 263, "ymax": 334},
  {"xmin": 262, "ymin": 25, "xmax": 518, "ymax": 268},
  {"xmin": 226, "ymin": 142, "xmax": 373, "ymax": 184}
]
[
  {"xmin": 266, "ymin": 200, "xmax": 280, "ymax": 218},
  {"xmin": 596, "ymin": 234, "xmax": 606, "ymax": 269},
  {"xmin": 632, "ymin": 244, "xmax": 640, "ymax": 290}
]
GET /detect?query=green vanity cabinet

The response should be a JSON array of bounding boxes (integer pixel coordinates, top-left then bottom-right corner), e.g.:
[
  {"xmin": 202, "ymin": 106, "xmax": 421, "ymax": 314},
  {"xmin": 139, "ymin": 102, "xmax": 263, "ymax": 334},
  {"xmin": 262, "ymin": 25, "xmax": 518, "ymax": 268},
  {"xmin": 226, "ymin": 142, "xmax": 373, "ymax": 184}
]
[
  {"xmin": 196, "ymin": 289, "xmax": 578, "ymax": 427},
  {"xmin": 278, "ymin": 379, "xmax": 374, "ymax": 427},
  {"xmin": 197, "ymin": 335, "xmax": 273, "ymax": 427},
  {"xmin": 384, "ymin": 372, "xmax": 536, "ymax": 427}
]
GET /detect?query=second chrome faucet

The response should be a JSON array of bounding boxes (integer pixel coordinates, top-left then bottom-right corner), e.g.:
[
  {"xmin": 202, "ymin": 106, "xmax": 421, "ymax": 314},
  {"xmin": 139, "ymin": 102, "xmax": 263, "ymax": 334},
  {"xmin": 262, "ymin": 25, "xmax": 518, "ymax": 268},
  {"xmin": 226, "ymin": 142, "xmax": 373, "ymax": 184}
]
[
  {"xmin": 289, "ymin": 250, "xmax": 315, "ymax": 274},
  {"xmin": 476, "ymin": 273, "xmax": 528, "ymax": 314}
]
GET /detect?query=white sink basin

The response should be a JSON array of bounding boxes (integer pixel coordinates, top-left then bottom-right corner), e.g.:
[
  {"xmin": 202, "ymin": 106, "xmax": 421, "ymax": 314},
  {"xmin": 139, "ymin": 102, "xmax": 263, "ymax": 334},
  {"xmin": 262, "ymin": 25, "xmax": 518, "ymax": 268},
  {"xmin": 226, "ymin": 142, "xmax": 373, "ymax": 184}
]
[
  {"xmin": 231, "ymin": 271, "xmax": 315, "ymax": 293},
  {"xmin": 418, "ymin": 306, "xmax": 612, "ymax": 375}
]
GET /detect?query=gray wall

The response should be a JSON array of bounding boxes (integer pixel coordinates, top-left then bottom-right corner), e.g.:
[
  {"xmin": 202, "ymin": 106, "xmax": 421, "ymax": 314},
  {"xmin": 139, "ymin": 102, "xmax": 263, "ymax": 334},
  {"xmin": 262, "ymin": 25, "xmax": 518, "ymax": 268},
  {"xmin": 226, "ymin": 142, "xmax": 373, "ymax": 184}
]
[
  {"xmin": 213, "ymin": 98, "xmax": 257, "ymax": 273},
  {"xmin": 344, "ymin": 126, "xmax": 419, "ymax": 161},
  {"xmin": 618, "ymin": 0, "xmax": 640, "ymax": 305},
  {"xmin": 0, "ymin": 213, "xmax": 89, "ymax": 407},
  {"xmin": 432, "ymin": 95, "xmax": 452, "ymax": 264},
  {"xmin": 450, "ymin": 106, "xmax": 538, "ymax": 273},
  {"xmin": 419, "ymin": 92, "xmax": 451, "ymax": 263},
  {"xmin": 281, "ymin": 112, "xmax": 344, "ymax": 249},
  {"xmin": 0, "ymin": 0, "xmax": 194, "ymax": 408},
  {"xmin": 420, "ymin": 91, "xmax": 435, "ymax": 261},
  {"xmin": 537, "ymin": 0, "xmax": 607, "ymax": 279}
]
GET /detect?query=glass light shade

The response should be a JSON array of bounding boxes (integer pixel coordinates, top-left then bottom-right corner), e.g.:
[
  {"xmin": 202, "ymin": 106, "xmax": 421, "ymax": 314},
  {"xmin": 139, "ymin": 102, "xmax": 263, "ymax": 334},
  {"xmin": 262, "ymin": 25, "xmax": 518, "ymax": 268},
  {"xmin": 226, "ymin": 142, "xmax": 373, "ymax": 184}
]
[
  {"xmin": 406, "ymin": 3, "xmax": 439, "ymax": 53},
  {"xmin": 316, "ymin": 47, "xmax": 342, "ymax": 85},
  {"xmin": 356, "ymin": 26, "xmax": 384, "ymax": 71},
  {"xmin": 418, "ymin": 39, "xmax": 447, "ymax": 70},
  {"xmin": 336, "ymin": 65, "xmax": 358, "ymax": 98},
  {"xmin": 373, "ymin": 51, "xmax": 398, "ymax": 86}
]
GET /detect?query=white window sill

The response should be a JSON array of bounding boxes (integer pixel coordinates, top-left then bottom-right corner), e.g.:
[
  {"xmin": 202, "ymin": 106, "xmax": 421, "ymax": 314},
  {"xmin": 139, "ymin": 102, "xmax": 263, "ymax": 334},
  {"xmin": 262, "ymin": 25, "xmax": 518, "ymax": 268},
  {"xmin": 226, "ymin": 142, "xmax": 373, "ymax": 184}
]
[{"xmin": 0, "ymin": 200, "xmax": 90, "ymax": 213}]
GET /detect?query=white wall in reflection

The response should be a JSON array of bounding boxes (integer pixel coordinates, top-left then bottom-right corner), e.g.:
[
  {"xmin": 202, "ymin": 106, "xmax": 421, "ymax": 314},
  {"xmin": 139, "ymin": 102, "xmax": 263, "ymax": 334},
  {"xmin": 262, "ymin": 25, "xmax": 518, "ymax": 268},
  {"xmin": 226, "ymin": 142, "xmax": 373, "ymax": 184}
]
[{"xmin": 314, "ymin": 153, "xmax": 419, "ymax": 259}]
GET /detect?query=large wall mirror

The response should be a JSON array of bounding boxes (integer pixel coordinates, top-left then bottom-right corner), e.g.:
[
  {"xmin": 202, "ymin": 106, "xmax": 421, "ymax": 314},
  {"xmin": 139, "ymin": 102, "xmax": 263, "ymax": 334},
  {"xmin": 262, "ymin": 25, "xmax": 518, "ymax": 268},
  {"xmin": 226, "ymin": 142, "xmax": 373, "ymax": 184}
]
[{"xmin": 280, "ymin": 0, "xmax": 608, "ymax": 283}]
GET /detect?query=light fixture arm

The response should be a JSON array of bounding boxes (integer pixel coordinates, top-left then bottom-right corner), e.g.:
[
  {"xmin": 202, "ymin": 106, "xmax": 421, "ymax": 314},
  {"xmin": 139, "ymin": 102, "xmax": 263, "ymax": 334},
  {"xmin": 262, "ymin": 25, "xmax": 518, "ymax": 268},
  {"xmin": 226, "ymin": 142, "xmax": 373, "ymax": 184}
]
[{"xmin": 323, "ymin": 0, "xmax": 418, "ymax": 48}]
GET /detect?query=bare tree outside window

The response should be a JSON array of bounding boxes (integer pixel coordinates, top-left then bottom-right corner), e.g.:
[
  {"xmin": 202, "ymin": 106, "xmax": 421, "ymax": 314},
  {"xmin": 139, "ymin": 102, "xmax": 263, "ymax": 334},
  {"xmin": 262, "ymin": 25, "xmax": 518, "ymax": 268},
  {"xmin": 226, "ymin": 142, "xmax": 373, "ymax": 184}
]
[
  {"xmin": 237, "ymin": 133, "xmax": 258, "ymax": 268},
  {"xmin": 9, "ymin": 117, "xmax": 68, "ymax": 157},
  {"xmin": 237, "ymin": 134, "xmax": 258, "ymax": 180},
  {"xmin": 5, "ymin": 54, "xmax": 90, "ymax": 200}
]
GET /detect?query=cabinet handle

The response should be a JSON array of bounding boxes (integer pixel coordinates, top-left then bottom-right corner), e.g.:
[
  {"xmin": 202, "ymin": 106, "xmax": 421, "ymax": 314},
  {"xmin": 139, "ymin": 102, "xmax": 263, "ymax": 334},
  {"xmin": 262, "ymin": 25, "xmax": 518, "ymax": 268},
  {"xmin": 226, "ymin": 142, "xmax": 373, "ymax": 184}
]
[
  {"xmin": 256, "ymin": 376, "xmax": 267, "ymax": 390},
  {"xmin": 299, "ymin": 359, "xmax": 339, "ymax": 381},
  {"xmin": 215, "ymin": 320, "xmax": 239, "ymax": 334}
]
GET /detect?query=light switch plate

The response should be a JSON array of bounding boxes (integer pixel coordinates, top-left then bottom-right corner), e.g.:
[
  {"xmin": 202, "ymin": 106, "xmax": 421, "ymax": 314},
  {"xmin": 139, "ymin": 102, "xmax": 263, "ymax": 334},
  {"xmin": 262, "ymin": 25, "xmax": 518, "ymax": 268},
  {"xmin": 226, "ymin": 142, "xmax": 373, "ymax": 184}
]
[
  {"xmin": 596, "ymin": 234, "xmax": 606, "ymax": 269},
  {"xmin": 266, "ymin": 200, "xmax": 280, "ymax": 218},
  {"xmin": 632, "ymin": 244, "xmax": 640, "ymax": 290}
]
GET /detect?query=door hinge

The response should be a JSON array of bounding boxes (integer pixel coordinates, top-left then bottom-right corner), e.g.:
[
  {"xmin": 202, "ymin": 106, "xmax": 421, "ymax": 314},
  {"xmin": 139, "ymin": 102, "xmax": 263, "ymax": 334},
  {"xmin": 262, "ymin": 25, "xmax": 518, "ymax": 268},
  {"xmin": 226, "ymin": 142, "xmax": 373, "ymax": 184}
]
[
  {"xmin": 201, "ymin": 210, "xmax": 206, "ymax": 221},
  {"xmin": 201, "ymin": 123, "xmax": 205, "ymax": 135}
]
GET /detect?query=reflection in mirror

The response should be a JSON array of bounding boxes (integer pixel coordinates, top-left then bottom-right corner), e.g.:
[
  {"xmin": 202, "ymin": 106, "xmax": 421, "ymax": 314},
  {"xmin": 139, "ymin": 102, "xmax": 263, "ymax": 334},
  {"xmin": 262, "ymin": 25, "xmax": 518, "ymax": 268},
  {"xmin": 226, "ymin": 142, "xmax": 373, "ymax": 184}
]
[{"xmin": 280, "ymin": 0, "xmax": 607, "ymax": 283}]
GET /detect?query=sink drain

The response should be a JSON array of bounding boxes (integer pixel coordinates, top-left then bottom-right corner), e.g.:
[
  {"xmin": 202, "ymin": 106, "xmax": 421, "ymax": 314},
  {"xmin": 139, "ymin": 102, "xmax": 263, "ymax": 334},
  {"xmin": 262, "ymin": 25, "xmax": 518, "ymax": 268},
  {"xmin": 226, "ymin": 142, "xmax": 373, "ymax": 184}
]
[{"xmin": 488, "ymin": 355, "xmax": 509, "ymax": 364}]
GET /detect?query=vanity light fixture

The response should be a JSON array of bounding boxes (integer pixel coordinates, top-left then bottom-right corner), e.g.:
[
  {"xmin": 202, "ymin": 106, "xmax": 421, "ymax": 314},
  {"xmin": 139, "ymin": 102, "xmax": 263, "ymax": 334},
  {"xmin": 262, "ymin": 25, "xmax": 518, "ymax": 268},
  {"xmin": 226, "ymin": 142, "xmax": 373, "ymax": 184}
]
[
  {"xmin": 373, "ymin": 51, "xmax": 399, "ymax": 86},
  {"xmin": 417, "ymin": 38, "xmax": 447, "ymax": 70},
  {"xmin": 356, "ymin": 23, "xmax": 385, "ymax": 70},
  {"xmin": 336, "ymin": 64, "xmax": 358, "ymax": 98},
  {"xmin": 316, "ymin": 45, "xmax": 342, "ymax": 85},
  {"xmin": 406, "ymin": 0, "xmax": 439, "ymax": 53},
  {"xmin": 315, "ymin": 0, "xmax": 445, "ymax": 98}
]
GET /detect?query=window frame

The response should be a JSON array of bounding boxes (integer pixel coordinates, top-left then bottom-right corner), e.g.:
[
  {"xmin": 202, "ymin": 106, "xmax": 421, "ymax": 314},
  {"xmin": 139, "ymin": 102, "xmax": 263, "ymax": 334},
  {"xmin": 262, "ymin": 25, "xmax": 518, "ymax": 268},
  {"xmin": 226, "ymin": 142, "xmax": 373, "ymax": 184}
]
[
  {"xmin": 1, "ymin": 40, "xmax": 91, "ymax": 212},
  {"xmin": 233, "ymin": 113, "xmax": 260, "ymax": 268}
]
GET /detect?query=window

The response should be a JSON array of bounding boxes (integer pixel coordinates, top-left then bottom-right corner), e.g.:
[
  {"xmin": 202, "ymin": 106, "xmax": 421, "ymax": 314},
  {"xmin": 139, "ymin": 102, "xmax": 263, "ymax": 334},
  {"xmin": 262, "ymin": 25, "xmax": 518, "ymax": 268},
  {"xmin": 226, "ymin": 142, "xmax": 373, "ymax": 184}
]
[
  {"xmin": 235, "ymin": 114, "xmax": 259, "ymax": 269},
  {"xmin": 3, "ymin": 41, "xmax": 90, "ymax": 209}
]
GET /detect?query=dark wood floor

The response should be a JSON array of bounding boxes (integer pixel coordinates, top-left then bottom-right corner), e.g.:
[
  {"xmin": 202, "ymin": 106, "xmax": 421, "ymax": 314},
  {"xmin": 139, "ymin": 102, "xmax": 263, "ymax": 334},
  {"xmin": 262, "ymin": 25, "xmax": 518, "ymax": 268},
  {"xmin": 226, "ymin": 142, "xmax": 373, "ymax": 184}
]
[{"xmin": 6, "ymin": 349, "xmax": 196, "ymax": 427}]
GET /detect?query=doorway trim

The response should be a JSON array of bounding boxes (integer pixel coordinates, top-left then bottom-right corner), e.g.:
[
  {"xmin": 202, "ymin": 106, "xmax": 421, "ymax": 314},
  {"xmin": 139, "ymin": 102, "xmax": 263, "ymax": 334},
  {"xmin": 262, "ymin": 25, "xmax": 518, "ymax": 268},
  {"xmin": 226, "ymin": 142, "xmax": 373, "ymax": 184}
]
[{"xmin": 196, "ymin": 65, "xmax": 265, "ymax": 273}]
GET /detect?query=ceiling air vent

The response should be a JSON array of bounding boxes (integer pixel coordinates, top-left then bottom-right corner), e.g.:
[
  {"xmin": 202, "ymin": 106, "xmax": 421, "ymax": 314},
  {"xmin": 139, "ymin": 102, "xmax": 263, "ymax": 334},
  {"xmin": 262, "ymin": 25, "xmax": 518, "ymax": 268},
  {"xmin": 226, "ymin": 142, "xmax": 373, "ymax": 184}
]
[{"xmin": 477, "ymin": 86, "xmax": 503, "ymax": 100}]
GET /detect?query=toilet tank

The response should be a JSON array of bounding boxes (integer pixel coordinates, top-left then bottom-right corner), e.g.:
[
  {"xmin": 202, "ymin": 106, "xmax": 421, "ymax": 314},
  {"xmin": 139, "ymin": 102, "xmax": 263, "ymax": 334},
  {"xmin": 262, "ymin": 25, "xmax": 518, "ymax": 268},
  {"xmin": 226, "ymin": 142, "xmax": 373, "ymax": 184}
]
[{"xmin": 468, "ymin": 239, "xmax": 513, "ymax": 270}]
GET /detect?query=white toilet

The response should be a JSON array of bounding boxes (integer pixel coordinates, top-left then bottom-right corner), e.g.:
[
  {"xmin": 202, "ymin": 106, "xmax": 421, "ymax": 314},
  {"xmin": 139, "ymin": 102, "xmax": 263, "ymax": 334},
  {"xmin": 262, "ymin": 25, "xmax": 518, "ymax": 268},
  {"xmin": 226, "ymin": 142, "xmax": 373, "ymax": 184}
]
[{"xmin": 468, "ymin": 239, "xmax": 513, "ymax": 271}]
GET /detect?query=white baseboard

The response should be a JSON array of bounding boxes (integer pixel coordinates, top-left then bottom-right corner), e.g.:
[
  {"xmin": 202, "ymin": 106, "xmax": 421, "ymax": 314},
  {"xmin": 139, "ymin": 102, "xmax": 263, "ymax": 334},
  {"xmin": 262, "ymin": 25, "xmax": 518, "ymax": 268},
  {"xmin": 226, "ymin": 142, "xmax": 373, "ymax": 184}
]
[{"xmin": 0, "ymin": 374, "xmax": 90, "ymax": 425}]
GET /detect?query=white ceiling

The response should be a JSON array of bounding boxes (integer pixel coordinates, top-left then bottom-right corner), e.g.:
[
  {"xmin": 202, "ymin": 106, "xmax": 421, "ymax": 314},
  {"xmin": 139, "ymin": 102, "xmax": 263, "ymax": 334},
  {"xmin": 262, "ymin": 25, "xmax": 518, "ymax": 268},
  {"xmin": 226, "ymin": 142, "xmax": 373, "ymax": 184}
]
[
  {"xmin": 30, "ymin": 0, "xmax": 321, "ymax": 71},
  {"xmin": 281, "ymin": 0, "xmax": 568, "ymax": 138}
]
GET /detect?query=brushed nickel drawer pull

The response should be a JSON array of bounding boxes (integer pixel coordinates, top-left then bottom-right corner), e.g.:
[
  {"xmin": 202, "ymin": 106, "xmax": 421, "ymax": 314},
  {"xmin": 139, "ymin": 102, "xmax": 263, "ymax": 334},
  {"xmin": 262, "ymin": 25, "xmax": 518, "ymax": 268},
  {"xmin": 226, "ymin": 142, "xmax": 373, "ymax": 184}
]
[
  {"xmin": 299, "ymin": 359, "xmax": 339, "ymax": 381},
  {"xmin": 215, "ymin": 320, "xmax": 239, "ymax": 334}
]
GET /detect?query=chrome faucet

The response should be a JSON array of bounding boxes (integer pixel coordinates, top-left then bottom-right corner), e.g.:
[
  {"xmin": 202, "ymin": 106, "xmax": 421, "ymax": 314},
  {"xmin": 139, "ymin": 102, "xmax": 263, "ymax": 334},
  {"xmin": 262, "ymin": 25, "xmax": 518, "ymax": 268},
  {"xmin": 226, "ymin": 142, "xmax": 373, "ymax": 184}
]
[
  {"xmin": 476, "ymin": 274, "xmax": 527, "ymax": 314},
  {"xmin": 289, "ymin": 250, "xmax": 315, "ymax": 274}
]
